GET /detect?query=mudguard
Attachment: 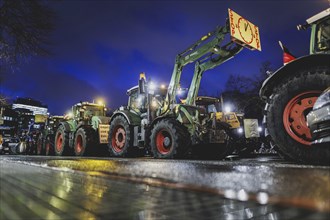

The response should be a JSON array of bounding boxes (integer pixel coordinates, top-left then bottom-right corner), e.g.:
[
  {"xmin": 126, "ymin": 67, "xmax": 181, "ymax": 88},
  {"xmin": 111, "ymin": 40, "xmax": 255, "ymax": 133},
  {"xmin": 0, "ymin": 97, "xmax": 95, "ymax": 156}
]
[
  {"xmin": 110, "ymin": 110, "xmax": 141, "ymax": 126},
  {"xmin": 58, "ymin": 121, "xmax": 75, "ymax": 132}
]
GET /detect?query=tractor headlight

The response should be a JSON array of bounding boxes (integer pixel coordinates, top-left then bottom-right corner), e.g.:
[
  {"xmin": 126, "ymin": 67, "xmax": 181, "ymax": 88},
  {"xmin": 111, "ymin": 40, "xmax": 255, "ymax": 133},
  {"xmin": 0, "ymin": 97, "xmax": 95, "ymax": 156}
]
[
  {"xmin": 224, "ymin": 105, "xmax": 232, "ymax": 113},
  {"xmin": 238, "ymin": 127, "xmax": 244, "ymax": 134},
  {"xmin": 258, "ymin": 126, "xmax": 263, "ymax": 132}
]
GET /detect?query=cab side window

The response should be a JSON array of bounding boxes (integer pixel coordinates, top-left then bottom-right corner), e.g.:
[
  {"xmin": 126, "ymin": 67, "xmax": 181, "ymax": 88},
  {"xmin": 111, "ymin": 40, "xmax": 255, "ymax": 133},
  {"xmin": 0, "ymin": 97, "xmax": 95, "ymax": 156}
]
[{"xmin": 316, "ymin": 18, "xmax": 330, "ymax": 51}]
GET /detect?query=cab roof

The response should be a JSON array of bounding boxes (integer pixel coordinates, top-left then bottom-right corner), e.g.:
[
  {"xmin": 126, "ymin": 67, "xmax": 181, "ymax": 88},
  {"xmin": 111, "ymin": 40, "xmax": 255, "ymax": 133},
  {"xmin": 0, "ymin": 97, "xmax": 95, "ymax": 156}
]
[
  {"xmin": 74, "ymin": 102, "xmax": 104, "ymax": 107},
  {"xmin": 195, "ymin": 96, "xmax": 220, "ymax": 105},
  {"xmin": 307, "ymin": 8, "xmax": 330, "ymax": 24}
]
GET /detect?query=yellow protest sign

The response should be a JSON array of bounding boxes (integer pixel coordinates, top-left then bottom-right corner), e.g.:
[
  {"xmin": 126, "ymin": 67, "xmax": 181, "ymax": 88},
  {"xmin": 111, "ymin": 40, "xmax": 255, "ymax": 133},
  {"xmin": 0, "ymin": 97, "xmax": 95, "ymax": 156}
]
[{"xmin": 228, "ymin": 8, "xmax": 261, "ymax": 51}]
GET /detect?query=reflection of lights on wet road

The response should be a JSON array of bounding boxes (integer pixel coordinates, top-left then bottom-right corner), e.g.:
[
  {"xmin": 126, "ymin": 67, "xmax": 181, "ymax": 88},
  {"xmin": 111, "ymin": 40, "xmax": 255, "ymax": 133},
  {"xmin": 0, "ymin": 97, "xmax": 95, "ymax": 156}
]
[
  {"xmin": 47, "ymin": 159, "xmax": 119, "ymax": 174},
  {"xmin": 61, "ymin": 173, "xmax": 73, "ymax": 193},
  {"xmin": 257, "ymin": 192, "xmax": 269, "ymax": 205},
  {"xmin": 1, "ymin": 156, "xmax": 330, "ymax": 219},
  {"xmin": 245, "ymin": 208, "xmax": 253, "ymax": 218},
  {"xmin": 224, "ymin": 189, "xmax": 249, "ymax": 202},
  {"xmin": 224, "ymin": 189, "xmax": 236, "ymax": 199},
  {"xmin": 237, "ymin": 189, "xmax": 249, "ymax": 201}
]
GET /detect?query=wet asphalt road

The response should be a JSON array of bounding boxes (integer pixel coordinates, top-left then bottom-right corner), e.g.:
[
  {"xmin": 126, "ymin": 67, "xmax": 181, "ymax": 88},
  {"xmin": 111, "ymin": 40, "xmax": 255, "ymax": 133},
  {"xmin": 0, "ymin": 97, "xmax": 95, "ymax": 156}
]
[{"xmin": 0, "ymin": 154, "xmax": 329, "ymax": 219}]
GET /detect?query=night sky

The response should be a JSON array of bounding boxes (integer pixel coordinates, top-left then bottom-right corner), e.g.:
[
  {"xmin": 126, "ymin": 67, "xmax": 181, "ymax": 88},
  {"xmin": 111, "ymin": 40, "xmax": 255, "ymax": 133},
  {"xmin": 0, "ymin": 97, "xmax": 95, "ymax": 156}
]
[{"xmin": 1, "ymin": 0, "xmax": 328, "ymax": 115}]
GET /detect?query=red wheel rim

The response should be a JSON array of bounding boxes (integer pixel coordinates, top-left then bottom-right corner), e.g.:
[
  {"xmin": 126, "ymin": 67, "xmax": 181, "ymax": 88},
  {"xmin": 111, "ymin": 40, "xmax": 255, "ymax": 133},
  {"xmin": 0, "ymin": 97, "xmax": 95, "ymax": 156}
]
[
  {"xmin": 112, "ymin": 126, "xmax": 126, "ymax": 152},
  {"xmin": 156, "ymin": 129, "xmax": 172, "ymax": 154},
  {"xmin": 56, "ymin": 133, "xmax": 63, "ymax": 152},
  {"xmin": 75, "ymin": 134, "xmax": 83, "ymax": 154},
  {"xmin": 283, "ymin": 91, "xmax": 320, "ymax": 146}
]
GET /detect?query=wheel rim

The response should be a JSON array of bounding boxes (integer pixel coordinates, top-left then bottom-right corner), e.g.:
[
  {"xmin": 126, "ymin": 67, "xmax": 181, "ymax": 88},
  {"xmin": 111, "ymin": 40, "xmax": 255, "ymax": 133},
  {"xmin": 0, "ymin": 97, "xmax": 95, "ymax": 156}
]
[
  {"xmin": 112, "ymin": 126, "xmax": 126, "ymax": 152},
  {"xmin": 56, "ymin": 133, "xmax": 63, "ymax": 152},
  {"xmin": 156, "ymin": 129, "xmax": 172, "ymax": 154},
  {"xmin": 75, "ymin": 134, "xmax": 83, "ymax": 154},
  {"xmin": 283, "ymin": 91, "xmax": 320, "ymax": 146}
]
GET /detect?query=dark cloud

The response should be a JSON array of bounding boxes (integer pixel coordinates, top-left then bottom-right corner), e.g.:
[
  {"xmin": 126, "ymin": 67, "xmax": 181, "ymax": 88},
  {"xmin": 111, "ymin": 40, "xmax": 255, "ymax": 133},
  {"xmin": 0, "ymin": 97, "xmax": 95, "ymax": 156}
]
[
  {"xmin": 2, "ymin": 0, "xmax": 328, "ymax": 114},
  {"xmin": 3, "ymin": 59, "xmax": 103, "ymax": 114}
]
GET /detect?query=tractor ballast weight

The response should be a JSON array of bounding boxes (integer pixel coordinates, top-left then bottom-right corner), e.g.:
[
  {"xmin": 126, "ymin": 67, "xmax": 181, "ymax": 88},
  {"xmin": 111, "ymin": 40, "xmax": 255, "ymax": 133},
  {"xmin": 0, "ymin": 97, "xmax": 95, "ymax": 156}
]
[
  {"xmin": 54, "ymin": 102, "xmax": 111, "ymax": 156},
  {"xmin": 259, "ymin": 8, "xmax": 330, "ymax": 165},
  {"xmin": 108, "ymin": 9, "xmax": 261, "ymax": 159}
]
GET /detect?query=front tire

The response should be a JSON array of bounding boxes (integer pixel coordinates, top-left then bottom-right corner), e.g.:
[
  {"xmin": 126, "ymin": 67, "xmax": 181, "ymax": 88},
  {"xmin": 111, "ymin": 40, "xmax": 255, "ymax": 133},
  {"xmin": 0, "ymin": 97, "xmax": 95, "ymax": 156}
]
[
  {"xmin": 150, "ymin": 119, "xmax": 190, "ymax": 159},
  {"xmin": 108, "ymin": 115, "xmax": 132, "ymax": 157},
  {"xmin": 266, "ymin": 66, "xmax": 330, "ymax": 165},
  {"xmin": 74, "ymin": 127, "xmax": 93, "ymax": 156},
  {"xmin": 54, "ymin": 125, "xmax": 70, "ymax": 156}
]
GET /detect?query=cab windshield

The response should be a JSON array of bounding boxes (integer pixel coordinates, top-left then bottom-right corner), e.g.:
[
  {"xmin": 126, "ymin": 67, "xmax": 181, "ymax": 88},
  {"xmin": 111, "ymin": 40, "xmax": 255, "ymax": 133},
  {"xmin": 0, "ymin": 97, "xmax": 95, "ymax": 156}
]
[
  {"xmin": 84, "ymin": 106, "xmax": 105, "ymax": 117},
  {"xmin": 128, "ymin": 90, "xmax": 146, "ymax": 113},
  {"xmin": 315, "ymin": 17, "xmax": 330, "ymax": 52}
]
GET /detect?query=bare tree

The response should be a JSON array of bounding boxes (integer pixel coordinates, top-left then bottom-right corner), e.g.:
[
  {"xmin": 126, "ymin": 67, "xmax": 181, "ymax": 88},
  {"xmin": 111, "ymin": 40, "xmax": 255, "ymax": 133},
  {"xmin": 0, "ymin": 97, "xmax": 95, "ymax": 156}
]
[
  {"xmin": 0, "ymin": 0, "xmax": 55, "ymax": 68},
  {"xmin": 249, "ymin": 61, "xmax": 273, "ymax": 95},
  {"xmin": 0, "ymin": 0, "xmax": 55, "ymax": 103},
  {"xmin": 221, "ymin": 61, "xmax": 274, "ymax": 114}
]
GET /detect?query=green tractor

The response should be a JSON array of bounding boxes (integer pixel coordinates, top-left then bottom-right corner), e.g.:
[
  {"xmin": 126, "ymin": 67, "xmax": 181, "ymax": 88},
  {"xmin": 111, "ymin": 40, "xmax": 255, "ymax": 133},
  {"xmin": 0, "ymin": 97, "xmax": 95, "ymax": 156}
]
[
  {"xmin": 36, "ymin": 115, "xmax": 65, "ymax": 156},
  {"xmin": 54, "ymin": 102, "xmax": 111, "ymax": 156},
  {"xmin": 108, "ymin": 9, "xmax": 261, "ymax": 159},
  {"xmin": 195, "ymin": 96, "xmax": 262, "ymax": 157},
  {"xmin": 260, "ymin": 8, "xmax": 330, "ymax": 164}
]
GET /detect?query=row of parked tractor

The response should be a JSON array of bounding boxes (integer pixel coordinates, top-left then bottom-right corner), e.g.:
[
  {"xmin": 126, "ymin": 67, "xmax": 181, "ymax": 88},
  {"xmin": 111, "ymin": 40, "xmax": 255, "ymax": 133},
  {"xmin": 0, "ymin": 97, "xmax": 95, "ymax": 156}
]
[
  {"xmin": 1, "ymin": 8, "xmax": 329, "ymax": 165},
  {"xmin": 3, "ymin": 88, "xmax": 266, "ymax": 159}
]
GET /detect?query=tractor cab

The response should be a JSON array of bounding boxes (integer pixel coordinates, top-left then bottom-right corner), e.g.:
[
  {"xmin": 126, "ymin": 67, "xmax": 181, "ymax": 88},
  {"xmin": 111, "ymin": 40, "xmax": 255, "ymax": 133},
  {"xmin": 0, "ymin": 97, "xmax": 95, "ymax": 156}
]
[
  {"xmin": 313, "ymin": 15, "xmax": 330, "ymax": 53},
  {"xmin": 196, "ymin": 96, "xmax": 241, "ymax": 129},
  {"xmin": 127, "ymin": 74, "xmax": 167, "ymax": 117},
  {"xmin": 46, "ymin": 116, "xmax": 64, "ymax": 131},
  {"xmin": 73, "ymin": 102, "xmax": 106, "ymax": 121},
  {"xmin": 127, "ymin": 86, "xmax": 147, "ymax": 114},
  {"xmin": 298, "ymin": 8, "xmax": 330, "ymax": 54},
  {"xmin": 195, "ymin": 96, "xmax": 221, "ymax": 114}
]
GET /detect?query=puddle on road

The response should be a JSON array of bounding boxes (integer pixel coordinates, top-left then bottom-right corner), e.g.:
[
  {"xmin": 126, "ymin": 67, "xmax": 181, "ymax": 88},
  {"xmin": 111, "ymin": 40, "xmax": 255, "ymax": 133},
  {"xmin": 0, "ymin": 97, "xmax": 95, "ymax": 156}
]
[{"xmin": 1, "ymin": 156, "xmax": 329, "ymax": 214}]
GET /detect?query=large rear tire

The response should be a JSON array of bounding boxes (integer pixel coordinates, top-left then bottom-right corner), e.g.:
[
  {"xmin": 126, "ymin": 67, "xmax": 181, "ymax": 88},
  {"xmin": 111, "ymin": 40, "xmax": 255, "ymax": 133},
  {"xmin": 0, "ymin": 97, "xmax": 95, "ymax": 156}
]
[
  {"xmin": 265, "ymin": 66, "xmax": 330, "ymax": 165},
  {"xmin": 108, "ymin": 115, "xmax": 132, "ymax": 157},
  {"xmin": 150, "ymin": 119, "xmax": 190, "ymax": 159},
  {"xmin": 54, "ymin": 125, "xmax": 70, "ymax": 156},
  {"xmin": 74, "ymin": 127, "xmax": 94, "ymax": 156}
]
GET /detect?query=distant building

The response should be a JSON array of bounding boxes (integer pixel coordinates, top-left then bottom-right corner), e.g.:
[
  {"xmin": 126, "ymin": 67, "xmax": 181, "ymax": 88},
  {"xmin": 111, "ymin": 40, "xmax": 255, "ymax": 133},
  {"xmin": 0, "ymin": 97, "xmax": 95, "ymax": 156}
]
[
  {"xmin": 11, "ymin": 98, "xmax": 48, "ymax": 131},
  {"xmin": 12, "ymin": 97, "xmax": 48, "ymax": 115},
  {"xmin": 0, "ymin": 106, "xmax": 18, "ymax": 135},
  {"xmin": 14, "ymin": 108, "xmax": 34, "ymax": 131}
]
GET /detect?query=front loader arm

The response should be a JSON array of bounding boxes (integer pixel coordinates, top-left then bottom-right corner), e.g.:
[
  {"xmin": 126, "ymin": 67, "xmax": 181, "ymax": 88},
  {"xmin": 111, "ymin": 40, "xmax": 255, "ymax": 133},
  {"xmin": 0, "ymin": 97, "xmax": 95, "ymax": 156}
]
[
  {"xmin": 161, "ymin": 22, "xmax": 235, "ymax": 115},
  {"xmin": 185, "ymin": 42, "xmax": 243, "ymax": 106},
  {"xmin": 159, "ymin": 9, "xmax": 260, "ymax": 116}
]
